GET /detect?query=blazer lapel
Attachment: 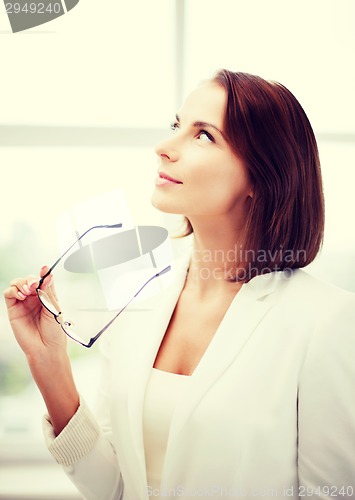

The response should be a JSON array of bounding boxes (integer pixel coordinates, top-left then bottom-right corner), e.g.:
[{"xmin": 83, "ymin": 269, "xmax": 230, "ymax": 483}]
[
  {"xmin": 166, "ymin": 271, "xmax": 284, "ymax": 449},
  {"xmin": 124, "ymin": 258, "xmax": 189, "ymax": 489}
]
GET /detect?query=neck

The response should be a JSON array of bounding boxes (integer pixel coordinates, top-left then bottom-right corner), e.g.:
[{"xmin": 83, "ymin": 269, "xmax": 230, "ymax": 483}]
[{"xmin": 185, "ymin": 216, "xmax": 245, "ymax": 296}]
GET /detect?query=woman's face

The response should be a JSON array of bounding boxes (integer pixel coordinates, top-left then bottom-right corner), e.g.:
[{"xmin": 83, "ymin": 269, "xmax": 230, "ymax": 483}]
[{"xmin": 151, "ymin": 81, "xmax": 253, "ymax": 228}]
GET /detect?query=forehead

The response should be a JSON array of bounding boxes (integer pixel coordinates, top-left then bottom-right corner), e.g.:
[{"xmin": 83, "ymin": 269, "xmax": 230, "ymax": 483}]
[{"xmin": 178, "ymin": 82, "xmax": 226, "ymax": 127}]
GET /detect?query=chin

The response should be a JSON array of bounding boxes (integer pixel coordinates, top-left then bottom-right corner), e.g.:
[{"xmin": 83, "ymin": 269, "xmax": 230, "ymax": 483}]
[{"xmin": 150, "ymin": 190, "xmax": 182, "ymax": 215}]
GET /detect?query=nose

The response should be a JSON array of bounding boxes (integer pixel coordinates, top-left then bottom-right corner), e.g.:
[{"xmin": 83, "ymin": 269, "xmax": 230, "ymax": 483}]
[{"xmin": 155, "ymin": 137, "xmax": 179, "ymax": 162}]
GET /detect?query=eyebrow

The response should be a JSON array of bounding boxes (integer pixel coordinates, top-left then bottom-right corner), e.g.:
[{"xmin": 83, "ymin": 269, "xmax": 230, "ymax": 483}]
[{"xmin": 175, "ymin": 114, "xmax": 225, "ymax": 140}]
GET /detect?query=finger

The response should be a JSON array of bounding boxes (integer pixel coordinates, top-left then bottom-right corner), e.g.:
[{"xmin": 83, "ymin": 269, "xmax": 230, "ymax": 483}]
[
  {"xmin": 40, "ymin": 265, "xmax": 50, "ymax": 279},
  {"xmin": 9, "ymin": 277, "xmax": 27, "ymax": 290},
  {"xmin": 4, "ymin": 283, "xmax": 28, "ymax": 302},
  {"xmin": 48, "ymin": 277, "xmax": 58, "ymax": 301},
  {"xmin": 43, "ymin": 276, "xmax": 58, "ymax": 303},
  {"xmin": 37, "ymin": 264, "xmax": 60, "ymax": 309},
  {"xmin": 38, "ymin": 268, "xmax": 60, "ymax": 309},
  {"xmin": 39, "ymin": 285, "xmax": 61, "ymax": 315},
  {"xmin": 24, "ymin": 275, "xmax": 38, "ymax": 295},
  {"xmin": 42, "ymin": 273, "xmax": 53, "ymax": 290},
  {"xmin": 39, "ymin": 266, "xmax": 57, "ymax": 295},
  {"xmin": 10, "ymin": 275, "xmax": 38, "ymax": 296}
]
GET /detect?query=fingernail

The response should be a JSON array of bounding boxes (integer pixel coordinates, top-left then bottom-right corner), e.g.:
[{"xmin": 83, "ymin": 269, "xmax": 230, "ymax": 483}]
[
  {"xmin": 17, "ymin": 292, "xmax": 26, "ymax": 299},
  {"xmin": 28, "ymin": 280, "xmax": 37, "ymax": 288},
  {"xmin": 22, "ymin": 285, "xmax": 30, "ymax": 294}
]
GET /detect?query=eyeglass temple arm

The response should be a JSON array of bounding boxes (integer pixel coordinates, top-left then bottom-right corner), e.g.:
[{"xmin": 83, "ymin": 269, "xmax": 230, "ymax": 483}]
[
  {"xmin": 38, "ymin": 223, "xmax": 123, "ymax": 287},
  {"xmin": 85, "ymin": 265, "xmax": 172, "ymax": 348}
]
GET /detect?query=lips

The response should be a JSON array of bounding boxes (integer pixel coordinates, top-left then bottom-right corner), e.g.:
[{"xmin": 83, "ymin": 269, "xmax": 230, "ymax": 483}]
[{"xmin": 156, "ymin": 171, "xmax": 183, "ymax": 185}]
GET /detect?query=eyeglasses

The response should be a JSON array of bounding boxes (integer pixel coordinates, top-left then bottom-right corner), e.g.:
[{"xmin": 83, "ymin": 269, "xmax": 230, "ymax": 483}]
[{"xmin": 36, "ymin": 224, "xmax": 171, "ymax": 348}]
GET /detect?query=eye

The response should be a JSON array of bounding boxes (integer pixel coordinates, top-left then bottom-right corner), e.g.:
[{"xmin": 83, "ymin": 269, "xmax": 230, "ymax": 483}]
[
  {"xmin": 170, "ymin": 121, "xmax": 180, "ymax": 132},
  {"xmin": 197, "ymin": 130, "xmax": 214, "ymax": 143}
]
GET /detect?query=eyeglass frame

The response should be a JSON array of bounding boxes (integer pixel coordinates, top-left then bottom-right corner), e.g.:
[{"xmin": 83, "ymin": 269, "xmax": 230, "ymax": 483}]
[{"xmin": 36, "ymin": 223, "xmax": 171, "ymax": 348}]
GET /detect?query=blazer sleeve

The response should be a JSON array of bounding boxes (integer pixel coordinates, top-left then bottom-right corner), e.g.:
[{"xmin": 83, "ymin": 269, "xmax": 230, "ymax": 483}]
[
  {"xmin": 43, "ymin": 339, "xmax": 124, "ymax": 500},
  {"xmin": 298, "ymin": 292, "xmax": 355, "ymax": 497}
]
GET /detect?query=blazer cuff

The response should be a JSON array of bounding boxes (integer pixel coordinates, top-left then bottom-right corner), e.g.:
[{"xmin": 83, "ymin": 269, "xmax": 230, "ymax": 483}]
[{"xmin": 42, "ymin": 397, "xmax": 100, "ymax": 467}]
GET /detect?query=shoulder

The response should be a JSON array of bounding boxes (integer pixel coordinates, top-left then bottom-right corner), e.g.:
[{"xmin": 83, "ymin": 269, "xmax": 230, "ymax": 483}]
[
  {"xmin": 284, "ymin": 270, "xmax": 355, "ymax": 366},
  {"xmin": 275, "ymin": 268, "xmax": 355, "ymax": 318}
]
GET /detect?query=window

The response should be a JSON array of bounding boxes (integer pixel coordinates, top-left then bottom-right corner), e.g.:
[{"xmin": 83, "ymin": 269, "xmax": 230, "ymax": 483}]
[{"xmin": 0, "ymin": 0, "xmax": 176, "ymax": 127}]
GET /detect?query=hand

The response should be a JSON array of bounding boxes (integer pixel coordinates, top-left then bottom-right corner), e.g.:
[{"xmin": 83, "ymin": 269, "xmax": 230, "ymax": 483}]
[
  {"xmin": 3, "ymin": 265, "xmax": 67, "ymax": 359},
  {"xmin": 4, "ymin": 266, "xmax": 80, "ymax": 435}
]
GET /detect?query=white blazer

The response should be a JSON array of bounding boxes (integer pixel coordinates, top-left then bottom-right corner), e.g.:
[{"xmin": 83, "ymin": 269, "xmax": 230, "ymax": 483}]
[{"xmin": 59, "ymin": 259, "xmax": 355, "ymax": 500}]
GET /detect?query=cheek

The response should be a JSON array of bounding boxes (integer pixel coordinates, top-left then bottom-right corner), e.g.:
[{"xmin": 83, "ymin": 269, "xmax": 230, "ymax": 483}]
[{"xmin": 189, "ymin": 167, "xmax": 251, "ymax": 210}]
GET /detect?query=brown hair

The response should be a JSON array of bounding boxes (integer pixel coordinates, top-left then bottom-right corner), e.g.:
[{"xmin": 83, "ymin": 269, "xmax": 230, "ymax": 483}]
[{"xmin": 181, "ymin": 70, "xmax": 324, "ymax": 280}]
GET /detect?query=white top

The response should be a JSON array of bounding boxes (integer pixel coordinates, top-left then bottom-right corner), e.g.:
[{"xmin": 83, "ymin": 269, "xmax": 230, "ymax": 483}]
[{"xmin": 143, "ymin": 368, "xmax": 190, "ymax": 497}]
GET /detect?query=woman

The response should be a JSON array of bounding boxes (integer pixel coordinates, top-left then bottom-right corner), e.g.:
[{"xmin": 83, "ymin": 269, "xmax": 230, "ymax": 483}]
[{"xmin": 4, "ymin": 70, "xmax": 355, "ymax": 499}]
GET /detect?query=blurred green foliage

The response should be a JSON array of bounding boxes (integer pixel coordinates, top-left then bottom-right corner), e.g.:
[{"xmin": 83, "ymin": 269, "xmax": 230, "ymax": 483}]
[
  {"xmin": 0, "ymin": 358, "xmax": 31, "ymax": 396},
  {"xmin": 0, "ymin": 220, "xmax": 42, "ymax": 284}
]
